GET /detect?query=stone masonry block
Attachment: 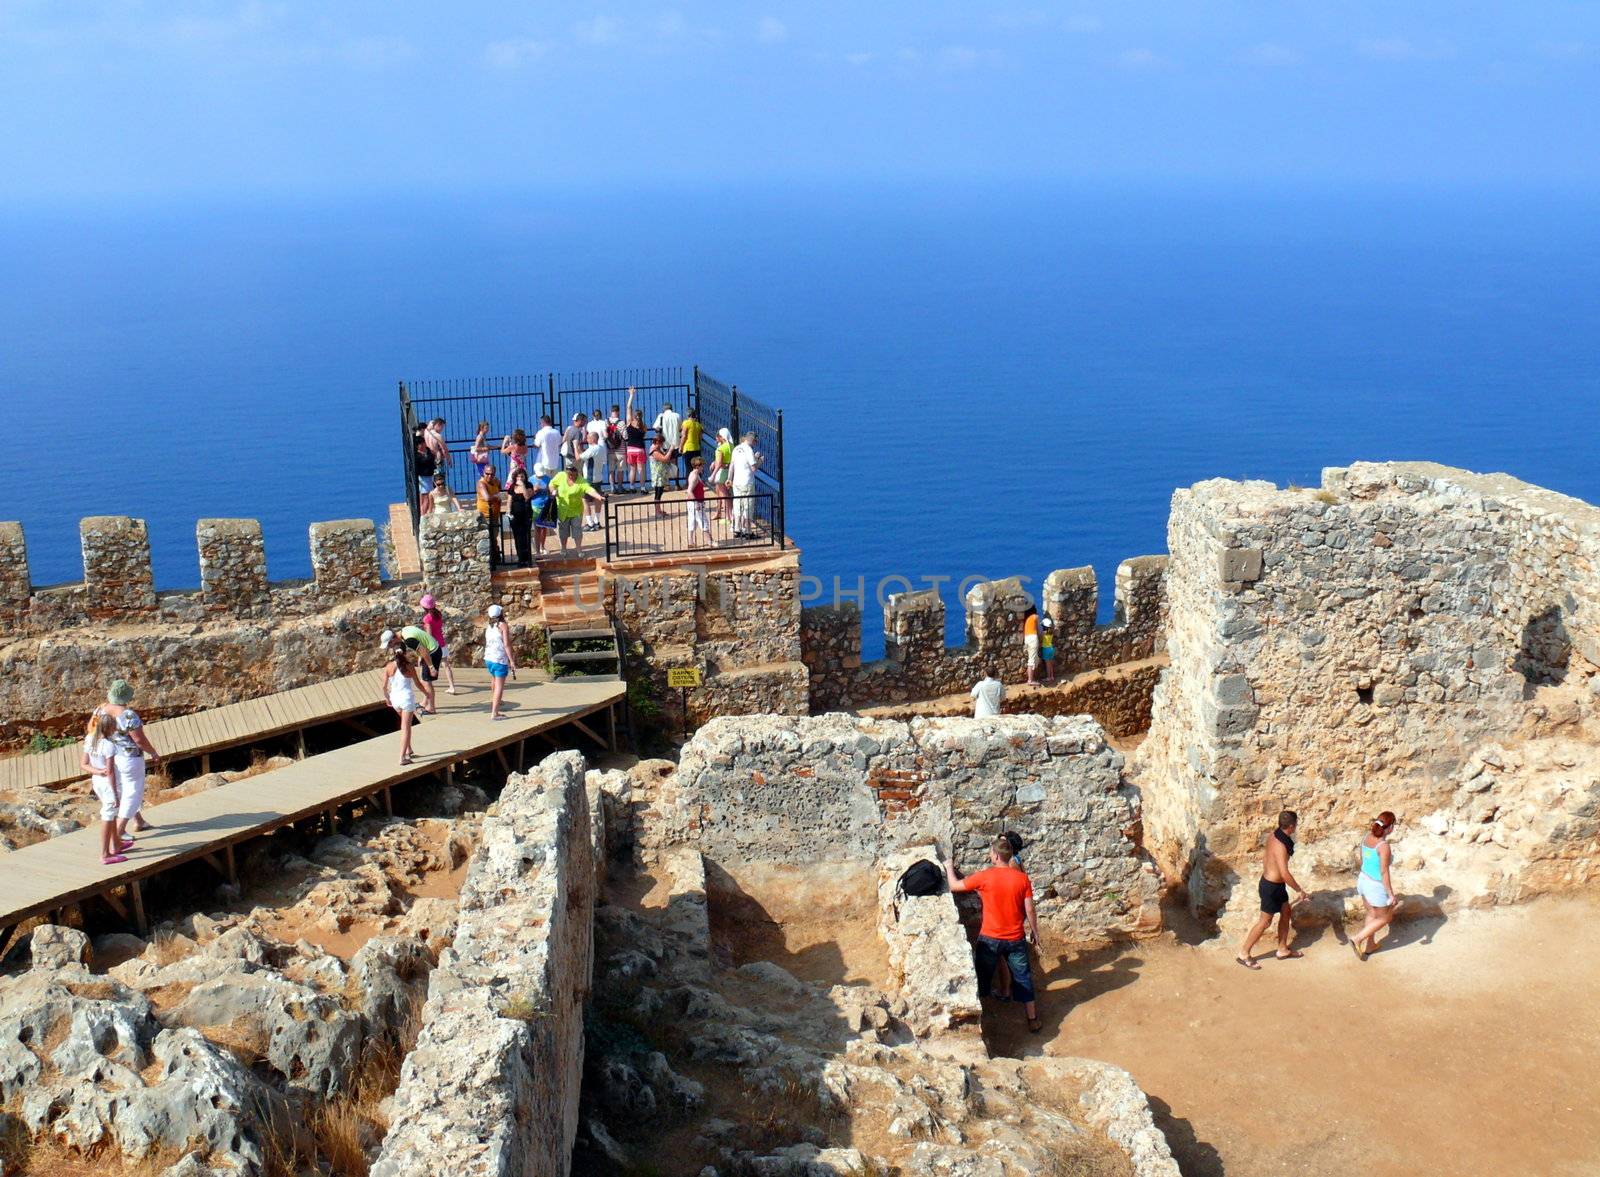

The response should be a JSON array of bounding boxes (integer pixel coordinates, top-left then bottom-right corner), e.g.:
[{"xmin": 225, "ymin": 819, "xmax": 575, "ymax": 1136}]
[
  {"xmin": 1217, "ymin": 547, "xmax": 1263, "ymax": 584},
  {"xmin": 310, "ymin": 519, "xmax": 382, "ymax": 599},
  {"xmin": 196, "ymin": 518, "xmax": 269, "ymax": 616},
  {"xmin": 1044, "ymin": 566, "xmax": 1098, "ymax": 635},
  {"xmin": 418, "ymin": 512, "xmax": 491, "ymax": 613},
  {"xmin": 0, "ymin": 521, "xmax": 28, "ymax": 617},
  {"xmin": 966, "ymin": 576, "xmax": 1034, "ymax": 652},
  {"xmin": 80, "ymin": 516, "xmax": 157, "ymax": 619},
  {"xmin": 884, "ymin": 589, "xmax": 946, "ymax": 666}
]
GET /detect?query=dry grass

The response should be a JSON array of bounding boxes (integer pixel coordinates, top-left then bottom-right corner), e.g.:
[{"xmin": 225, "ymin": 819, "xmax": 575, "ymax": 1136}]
[
  {"xmin": 500, "ymin": 990, "xmax": 550, "ymax": 1022},
  {"xmin": 148, "ymin": 928, "xmax": 189, "ymax": 967},
  {"xmin": 307, "ymin": 988, "xmax": 425, "ymax": 1176},
  {"xmin": 1312, "ymin": 488, "xmax": 1340, "ymax": 505}
]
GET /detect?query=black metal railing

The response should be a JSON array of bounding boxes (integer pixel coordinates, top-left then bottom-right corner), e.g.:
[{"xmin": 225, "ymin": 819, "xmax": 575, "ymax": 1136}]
[
  {"xmin": 400, "ymin": 365, "xmax": 785, "ymax": 557},
  {"xmin": 604, "ymin": 490, "xmax": 782, "ymax": 561}
]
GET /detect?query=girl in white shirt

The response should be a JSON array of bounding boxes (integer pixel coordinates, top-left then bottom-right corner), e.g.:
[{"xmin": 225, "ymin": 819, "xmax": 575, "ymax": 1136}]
[{"xmin": 81, "ymin": 710, "xmax": 126, "ymax": 864}]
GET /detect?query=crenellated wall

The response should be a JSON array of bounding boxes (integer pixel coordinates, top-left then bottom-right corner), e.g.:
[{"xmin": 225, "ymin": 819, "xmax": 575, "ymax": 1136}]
[
  {"xmin": 0, "ymin": 513, "xmax": 513, "ymax": 743},
  {"xmin": 802, "ymin": 557, "xmax": 1167, "ymax": 712}
]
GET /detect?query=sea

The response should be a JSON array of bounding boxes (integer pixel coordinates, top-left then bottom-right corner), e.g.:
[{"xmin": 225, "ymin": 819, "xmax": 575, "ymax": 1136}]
[{"xmin": 4, "ymin": 182, "xmax": 1599, "ymax": 657}]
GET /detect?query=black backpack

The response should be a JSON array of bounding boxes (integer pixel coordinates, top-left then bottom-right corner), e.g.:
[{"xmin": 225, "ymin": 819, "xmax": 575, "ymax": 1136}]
[{"xmin": 897, "ymin": 859, "xmax": 944, "ymax": 897}]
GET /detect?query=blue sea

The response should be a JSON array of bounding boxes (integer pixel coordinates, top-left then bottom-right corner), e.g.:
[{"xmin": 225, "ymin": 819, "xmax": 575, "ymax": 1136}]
[{"xmin": 5, "ymin": 183, "xmax": 1599, "ymax": 657}]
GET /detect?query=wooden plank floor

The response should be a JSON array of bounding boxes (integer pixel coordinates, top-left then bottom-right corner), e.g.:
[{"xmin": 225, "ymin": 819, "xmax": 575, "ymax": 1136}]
[
  {"xmin": 0, "ymin": 669, "xmax": 623, "ymax": 932},
  {"xmin": 0, "ymin": 668, "xmax": 396, "ymax": 797}
]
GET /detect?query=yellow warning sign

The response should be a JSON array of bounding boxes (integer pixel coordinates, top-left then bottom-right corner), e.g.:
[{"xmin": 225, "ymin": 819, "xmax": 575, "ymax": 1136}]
[{"xmin": 666, "ymin": 667, "xmax": 703, "ymax": 688}]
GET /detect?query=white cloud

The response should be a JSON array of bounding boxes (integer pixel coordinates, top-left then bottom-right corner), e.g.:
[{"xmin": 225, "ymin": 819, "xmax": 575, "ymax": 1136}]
[
  {"xmin": 573, "ymin": 14, "xmax": 621, "ymax": 45},
  {"xmin": 844, "ymin": 50, "xmax": 875, "ymax": 67},
  {"xmin": 340, "ymin": 35, "xmax": 415, "ymax": 67},
  {"xmin": 757, "ymin": 16, "xmax": 788, "ymax": 44},
  {"xmin": 1357, "ymin": 37, "xmax": 1454, "ymax": 62},
  {"xmin": 935, "ymin": 45, "xmax": 1001, "ymax": 71},
  {"xmin": 1115, "ymin": 47, "xmax": 1164, "ymax": 69},
  {"xmin": 485, "ymin": 37, "xmax": 549, "ymax": 69},
  {"xmin": 1243, "ymin": 42, "xmax": 1301, "ymax": 67},
  {"xmin": 1064, "ymin": 14, "xmax": 1103, "ymax": 34}
]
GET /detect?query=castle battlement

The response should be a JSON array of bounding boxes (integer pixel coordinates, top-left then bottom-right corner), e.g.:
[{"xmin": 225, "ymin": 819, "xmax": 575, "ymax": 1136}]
[
  {"xmin": 801, "ymin": 555, "xmax": 1168, "ymax": 710},
  {"xmin": 0, "ymin": 515, "xmax": 386, "ymax": 634}
]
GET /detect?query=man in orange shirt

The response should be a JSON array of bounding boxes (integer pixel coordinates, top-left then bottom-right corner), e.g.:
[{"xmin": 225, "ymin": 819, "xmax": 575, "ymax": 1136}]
[{"xmin": 946, "ymin": 836, "xmax": 1043, "ymax": 1032}]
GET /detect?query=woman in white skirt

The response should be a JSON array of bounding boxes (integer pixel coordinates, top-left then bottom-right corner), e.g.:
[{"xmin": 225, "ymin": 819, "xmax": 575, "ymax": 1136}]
[
  {"xmin": 1351, "ymin": 810, "xmax": 1399, "ymax": 960},
  {"xmin": 81, "ymin": 709, "xmax": 125, "ymax": 864},
  {"xmin": 100, "ymin": 680, "xmax": 160, "ymax": 845}
]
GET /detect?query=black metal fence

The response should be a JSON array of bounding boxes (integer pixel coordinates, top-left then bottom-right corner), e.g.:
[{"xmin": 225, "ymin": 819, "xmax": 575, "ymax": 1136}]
[
  {"xmin": 399, "ymin": 366, "xmax": 785, "ymax": 560},
  {"xmin": 604, "ymin": 490, "xmax": 781, "ymax": 561}
]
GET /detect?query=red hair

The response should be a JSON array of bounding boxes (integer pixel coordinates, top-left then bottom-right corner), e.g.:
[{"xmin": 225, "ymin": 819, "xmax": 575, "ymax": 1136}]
[{"xmin": 1370, "ymin": 811, "xmax": 1396, "ymax": 838}]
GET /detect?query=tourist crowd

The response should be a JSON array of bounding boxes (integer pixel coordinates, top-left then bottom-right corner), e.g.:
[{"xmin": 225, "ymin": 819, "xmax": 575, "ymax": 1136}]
[{"xmin": 411, "ymin": 390, "xmax": 768, "ymax": 564}]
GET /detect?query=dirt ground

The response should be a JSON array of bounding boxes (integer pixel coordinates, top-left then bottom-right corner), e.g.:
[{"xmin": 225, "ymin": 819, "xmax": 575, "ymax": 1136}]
[{"xmin": 989, "ymin": 895, "xmax": 1600, "ymax": 1177}]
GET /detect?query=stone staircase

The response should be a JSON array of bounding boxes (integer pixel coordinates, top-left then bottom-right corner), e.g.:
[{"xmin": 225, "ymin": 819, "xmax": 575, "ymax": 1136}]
[{"xmin": 538, "ymin": 556, "xmax": 608, "ymax": 628}]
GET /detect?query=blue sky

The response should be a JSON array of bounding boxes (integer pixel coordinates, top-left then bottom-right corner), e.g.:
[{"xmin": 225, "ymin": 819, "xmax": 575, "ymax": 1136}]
[{"xmin": 1, "ymin": 1, "xmax": 1598, "ymax": 198}]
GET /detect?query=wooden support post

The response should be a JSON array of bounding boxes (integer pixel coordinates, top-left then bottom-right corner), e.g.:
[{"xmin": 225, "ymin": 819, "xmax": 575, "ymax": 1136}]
[
  {"xmin": 100, "ymin": 889, "xmax": 130, "ymax": 922},
  {"xmin": 607, "ymin": 702, "xmax": 618, "ymax": 753},
  {"xmin": 495, "ymin": 747, "xmax": 512, "ymax": 776},
  {"xmin": 225, "ymin": 843, "xmax": 237, "ymax": 886},
  {"xmin": 129, "ymin": 881, "xmax": 147, "ymax": 935},
  {"xmin": 200, "ymin": 752, "xmax": 211, "ymax": 775},
  {"xmin": 519, "ymin": 737, "xmax": 528, "ymax": 770},
  {"xmin": 570, "ymin": 716, "xmax": 605, "ymax": 747},
  {"xmin": 296, "ymin": 729, "xmax": 308, "ymax": 759},
  {"xmin": 381, "ymin": 787, "xmax": 393, "ymax": 815}
]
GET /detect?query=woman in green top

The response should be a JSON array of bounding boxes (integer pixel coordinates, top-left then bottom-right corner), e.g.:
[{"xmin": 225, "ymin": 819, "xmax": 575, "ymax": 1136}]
[{"xmin": 710, "ymin": 428, "xmax": 735, "ymax": 524}]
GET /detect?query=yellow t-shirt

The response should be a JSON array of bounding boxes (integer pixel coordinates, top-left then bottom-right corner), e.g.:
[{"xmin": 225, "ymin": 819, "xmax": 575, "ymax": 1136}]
[{"xmin": 680, "ymin": 418, "xmax": 703, "ymax": 454}]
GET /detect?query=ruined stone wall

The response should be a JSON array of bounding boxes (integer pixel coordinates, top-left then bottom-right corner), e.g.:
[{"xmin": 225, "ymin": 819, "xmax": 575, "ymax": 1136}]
[
  {"xmin": 614, "ymin": 558, "xmax": 810, "ymax": 725},
  {"xmin": 801, "ymin": 557, "xmax": 1167, "ymax": 713},
  {"xmin": 375, "ymin": 751, "xmax": 594, "ymax": 1177},
  {"xmin": 654, "ymin": 714, "xmax": 1161, "ymax": 942},
  {"xmin": 0, "ymin": 512, "xmax": 522, "ymax": 742},
  {"xmin": 1134, "ymin": 462, "xmax": 1600, "ymax": 918}
]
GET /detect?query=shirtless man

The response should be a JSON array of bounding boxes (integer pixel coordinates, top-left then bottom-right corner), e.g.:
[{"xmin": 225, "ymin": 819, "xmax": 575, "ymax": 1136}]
[
  {"xmin": 1237, "ymin": 809, "xmax": 1308, "ymax": 969},
  {"xmin": 424, "ymin": 418, "xmax": 451, "ymax": 473}
]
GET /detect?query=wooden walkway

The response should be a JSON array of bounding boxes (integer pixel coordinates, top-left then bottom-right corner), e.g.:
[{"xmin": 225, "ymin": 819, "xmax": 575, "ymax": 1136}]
[
  {"xmin": 0, "ymin": 669, "xmax": 624, "ymax": 940},
  {"xmin": 0, "ymin": 670, "xmax": 391, "ymax": 797}
]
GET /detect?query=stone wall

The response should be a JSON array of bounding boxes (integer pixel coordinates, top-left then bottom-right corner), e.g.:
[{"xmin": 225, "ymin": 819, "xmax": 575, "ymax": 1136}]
[
  {"xmin": 801, "ymin": 556, "xmax": 1167, "ymax": 712},
  {"xmin": 1134, "ymin": 462, "xmax": 1600, "ymax": 920},
  {"xmin": 374, "ymin": 751, "xmax": 594, "ymax": 1177},
  {"xmin": 653, "ymin": 713, "xmax": 1161, "ymax": 941},
  {"xmin": 0, "ymin": 509, "xmax": 566, "ymax": 743},
  {"xmin": 613, "ymin": 558, "xmax": 810, "ymax": 725}
]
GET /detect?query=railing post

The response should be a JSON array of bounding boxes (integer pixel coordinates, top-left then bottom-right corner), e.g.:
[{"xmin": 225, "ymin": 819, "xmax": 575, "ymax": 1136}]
[
  {"xmin": 604, "ymin": 495, "xmax": 614, "ymax": 562},
  {"xmin": 400, "ymin": 381, "xmax": 419, "ymax": 530},
  {"xmin": 547, "ymin": 372, "xmax": 557, "ymax": 423},
  {"xmin": 691, "ymin": 364, "xmax": 700, "ymax": 419},
  {"xmin": 730, "ymin": 384, "xmax": 741, "ymax": 443},
  {"xmin": 776, "ymin": 409, "xmax": 786, "ymax": 549}
]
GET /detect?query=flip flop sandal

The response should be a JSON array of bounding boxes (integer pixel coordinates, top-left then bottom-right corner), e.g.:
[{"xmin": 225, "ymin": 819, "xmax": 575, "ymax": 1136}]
[
  {"xmin": 1275, "ymin": 950, "xmax": 1305, "ymax": 960},
  {"xmin": 102, "ymin": 854, "xmax": 128, "ymax": 865},
  {"xmin": 1235, "ymin": 956, "xmax": 1261, "ymax": 970},
  {"xmin": 119, "ymin": 838, "xmax": 136, "ymax": 850},
  {"xmin": 1027, "ymin": 1018, "xmax": 1043, "ymax": 1034},
  {"xmin": 1351, "ymin": 940, "xmax": 1366, "ymax": 961}
]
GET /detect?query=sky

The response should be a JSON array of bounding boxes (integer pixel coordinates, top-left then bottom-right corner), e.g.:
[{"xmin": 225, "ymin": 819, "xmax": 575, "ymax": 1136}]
[{"xmin": 1, "ymin": 1, "xmax": 1598, "ymax": 200}]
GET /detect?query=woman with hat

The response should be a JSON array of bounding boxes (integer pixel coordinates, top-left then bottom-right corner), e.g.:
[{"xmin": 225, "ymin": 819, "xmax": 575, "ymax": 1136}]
[
  {"xmin": 418, "ymin": 593, "xmax": 455, "ymax": 695},
  {"xmin": 483, "ymin": 603, "xmax": 517, "ymax": 720},
  {"xmin": 99, "ymin": 680, "xmax": 161, "ymax": 844}
]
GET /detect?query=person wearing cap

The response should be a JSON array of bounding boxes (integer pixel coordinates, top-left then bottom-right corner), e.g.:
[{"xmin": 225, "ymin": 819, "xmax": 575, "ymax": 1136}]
[
  {"xmin": 418, "ymin": 594, "xmax": 455, "ymax": 695},
  {"xmin": 380, "ymin": 625, "xmax": 440, "ymax": 714},
  {"xmin": 483, "ymin": 604, "xmax": 518, "ymax": 720},
  {"xmin": 98, "ymin": 680, "xmax": 161, "ymax": 842}
]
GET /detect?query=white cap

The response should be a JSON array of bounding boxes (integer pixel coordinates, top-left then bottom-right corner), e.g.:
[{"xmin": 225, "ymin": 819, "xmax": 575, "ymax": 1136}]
[
  {"xmin": 487, "ymin": 604, "xmax": 503, "ymax": 618},
  {"xmin": 379, "ymin": 629, "xmax": 395, "ymax": 648}
]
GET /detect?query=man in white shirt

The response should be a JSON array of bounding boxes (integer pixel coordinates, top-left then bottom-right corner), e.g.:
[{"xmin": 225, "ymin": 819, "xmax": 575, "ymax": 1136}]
[
  {"xmin": 584, "ymin": 409, "xmax": 608, "ymax": 491},
  {"xmin": 971, "ymin": 666, "xmax": 1004, "ymax": 718},
  {"xmin": 731, "ymin": 432, "xmax": 762, "ymax": 537},
  {"xmin": 532, "ymin": 415, "xmax": 562, "ymax": 477},
  {"xmin": 653, "ymin": 403, "xmax": 682, "ymax": 484}
]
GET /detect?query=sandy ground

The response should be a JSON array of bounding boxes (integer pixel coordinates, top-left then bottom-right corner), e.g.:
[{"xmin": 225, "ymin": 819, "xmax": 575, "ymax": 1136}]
[{"xmin": 989, "ymin": 895, "xmax": 1600, "ymax": 1177}]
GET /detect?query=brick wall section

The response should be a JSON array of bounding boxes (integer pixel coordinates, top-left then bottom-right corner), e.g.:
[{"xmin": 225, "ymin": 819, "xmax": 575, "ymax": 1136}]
[
  {"xmin": 197, "ymin": 518, "xmax": 270, "ymax": 617},
  {"xmin": 79, "ymin": 516, "xmax": 157, "ymax": 621},
  {"xmin": 310, "ymin": 519, "xmax": 383, "ymax": 600},
  {"xmin": 1133, "ymin": 462, "xmax": 1600, "ymax": 918},
  {"xmin": 659, "ymin": 714, "xmax": 1161, "ymax": 942},
  {"xmin": 801, "ymin": 557, "xmax": 1168, "ymax": 712},
  {"xmin": 374, "ymin": 751, "xmax": 594, "ymax": 1177}
]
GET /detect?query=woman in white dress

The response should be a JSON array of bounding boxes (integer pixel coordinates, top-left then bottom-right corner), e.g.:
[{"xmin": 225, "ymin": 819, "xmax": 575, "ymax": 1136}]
[
  {"xmin": 483, "ymin": 603, "xmax": 518, "ymax": 720},
  {"xmin": 382, "ymin": 646, "xmax": 423, "ymax": 765}
]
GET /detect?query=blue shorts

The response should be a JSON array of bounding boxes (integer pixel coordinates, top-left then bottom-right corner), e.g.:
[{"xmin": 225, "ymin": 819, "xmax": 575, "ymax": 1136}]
[
  {"xmin": 974, "ymin": 936, "xmax": 1035, "ymax": 1004},
  {"xmin": 1040, "ymin": 646, "xmax": 1056, "ymax": 661},
  {"xmin": 486, "ymin": 661, "xmax": 510, "ymax": 679}
]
